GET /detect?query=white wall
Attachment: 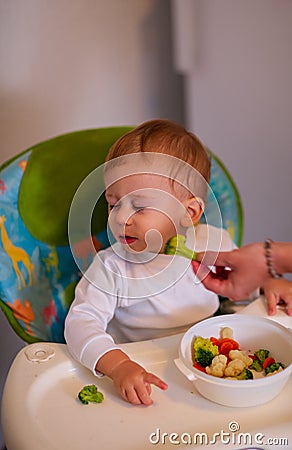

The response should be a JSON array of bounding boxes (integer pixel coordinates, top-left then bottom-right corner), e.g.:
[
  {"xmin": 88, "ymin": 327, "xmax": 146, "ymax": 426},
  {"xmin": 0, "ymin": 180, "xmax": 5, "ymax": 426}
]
[
  {"xmin": 173, "ymin": 0, "xmax": 292, "ymax": 245},
  {"xmin": 0, "ymin": 1, "xmax": 183, "ymax": 447},
  {"xmin": 0, "ymin": 0, "xmax": 184, "ymax": 163}
]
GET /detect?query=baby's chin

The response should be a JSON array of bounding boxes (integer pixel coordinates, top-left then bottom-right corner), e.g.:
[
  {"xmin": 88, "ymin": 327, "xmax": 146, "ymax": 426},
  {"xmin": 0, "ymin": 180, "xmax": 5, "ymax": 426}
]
[{"xmin": 122, "ymin": 241, "xmax": 162, "ymax": 255}]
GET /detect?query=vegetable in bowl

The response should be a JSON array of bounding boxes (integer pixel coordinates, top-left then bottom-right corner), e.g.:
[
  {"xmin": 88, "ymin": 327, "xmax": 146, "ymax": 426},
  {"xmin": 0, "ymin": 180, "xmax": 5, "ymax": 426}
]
[
  {"xmin": 192, "ymin": 327, "xmax": 285, "ymax": 380},
  {"xmin": 176, "ymin": 314, "xmax": 292, "ymax": 407},
  {"xmin": 193, "ymin": 336, "xmax": 219, "ymax": 367}
]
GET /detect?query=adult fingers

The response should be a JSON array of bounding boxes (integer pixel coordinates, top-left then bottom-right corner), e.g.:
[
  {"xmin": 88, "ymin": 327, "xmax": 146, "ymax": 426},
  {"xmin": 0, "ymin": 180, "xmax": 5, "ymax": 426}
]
[
  {"xmin": 196, "ymin": 250, "xmax": 231, "ymax": 267},
  {"xmin": 286, "ymin": 294, "xmax": 292, "ymax": 316},
  {"xmin": 280, "ymin": 291, "xmax": 292, "ymax": 316},
  {"xmin": 265, "ymin": 289, "xmax": 278, "ymax": 316},
  {"xmin": 192, "ymin": 261, "xmax": 230, "ymax": 282},
  {"xmin": 192, "ymin": 263, "xmax": 232, "ymax": 296},
  {"xmin": 191, "ymin": 261, "xmax": 210, "ymax": 280}
]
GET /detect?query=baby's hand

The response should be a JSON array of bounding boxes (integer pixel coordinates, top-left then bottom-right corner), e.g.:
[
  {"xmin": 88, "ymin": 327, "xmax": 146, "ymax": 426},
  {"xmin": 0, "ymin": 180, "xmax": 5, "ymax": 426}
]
[
  {"xmin": 264, "ymin": 277, "xmax": 292, "ymax": 316},
  {"xmin": 111, "ymin": 360, "xmax": 168, "ymax": 406}
]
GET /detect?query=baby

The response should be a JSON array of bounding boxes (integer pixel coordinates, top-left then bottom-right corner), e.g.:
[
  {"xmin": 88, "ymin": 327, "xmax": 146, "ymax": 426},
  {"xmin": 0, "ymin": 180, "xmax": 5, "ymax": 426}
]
[{"xmin": 65, "ymin": 119, "xmax": 236, "ymax": 405}]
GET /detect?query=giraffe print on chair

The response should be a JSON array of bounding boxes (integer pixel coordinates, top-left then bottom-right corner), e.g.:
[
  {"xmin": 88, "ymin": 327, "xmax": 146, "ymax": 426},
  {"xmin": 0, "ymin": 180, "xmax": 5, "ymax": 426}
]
[
  {"xmin": 0, "ymin": 215, "xmax": 36, "ymax": 289},
  {"xmin": 8, "ymin": 298, "xmax": 35, "ymax": 335}
]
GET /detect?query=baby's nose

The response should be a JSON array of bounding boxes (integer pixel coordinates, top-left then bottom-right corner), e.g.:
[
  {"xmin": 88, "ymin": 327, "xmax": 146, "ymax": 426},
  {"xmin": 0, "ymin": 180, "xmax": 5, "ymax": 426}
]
[{"xmin": 115, "ymin": 205, "xmax": 134, "ymax": 225}]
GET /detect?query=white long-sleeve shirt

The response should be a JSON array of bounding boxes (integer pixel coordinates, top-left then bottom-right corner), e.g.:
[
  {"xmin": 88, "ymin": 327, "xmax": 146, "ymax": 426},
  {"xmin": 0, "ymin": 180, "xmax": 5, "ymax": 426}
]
[{"xmin": 64, "ymin": 224, "xmax": 236, "ymax": 374}]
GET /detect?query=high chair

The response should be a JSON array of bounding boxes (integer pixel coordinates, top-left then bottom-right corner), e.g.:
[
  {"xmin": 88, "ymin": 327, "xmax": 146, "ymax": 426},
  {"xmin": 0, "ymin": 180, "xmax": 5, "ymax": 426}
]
[{"xmin": 0, "ymin": 126, "xmax": 243, "ymax": 449}]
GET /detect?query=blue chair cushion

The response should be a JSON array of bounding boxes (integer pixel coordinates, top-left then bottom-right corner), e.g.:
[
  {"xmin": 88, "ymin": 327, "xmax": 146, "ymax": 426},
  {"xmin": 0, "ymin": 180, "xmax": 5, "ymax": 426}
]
[{"xmin": 0, "ymin": 130, "xmax": 243, "ymax": 343}]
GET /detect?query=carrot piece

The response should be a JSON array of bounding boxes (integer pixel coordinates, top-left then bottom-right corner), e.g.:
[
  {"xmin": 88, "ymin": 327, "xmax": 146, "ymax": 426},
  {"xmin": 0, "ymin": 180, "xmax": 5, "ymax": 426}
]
[
  {"xmin": 210, "ymin": 337, "xmax": 220, "ymax": 346},
  {"xmin": 193, "ymin": 362, "xmax": 207, "ymax": 373},
  {"xmin": 262, "ymin": 357, "xmax": 275, "ymax": 369},
  {"xmin": 219, "ymin": 341, "xmax": 234, "ymax": 355},
  {"xmin": 219, "ymin": 338, "xmax": 239, "ymax": 350}
]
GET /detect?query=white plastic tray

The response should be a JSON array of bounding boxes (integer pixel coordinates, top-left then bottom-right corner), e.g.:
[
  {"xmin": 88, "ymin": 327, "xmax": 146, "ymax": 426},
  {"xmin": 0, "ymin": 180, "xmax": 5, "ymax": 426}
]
[
  {"xmin": 239, "ymin": 295, "xmax": 292, "ymax": 329},
  {"xmin": 2, "ymin": 300, "xmax": 292, "ymax": 450}
]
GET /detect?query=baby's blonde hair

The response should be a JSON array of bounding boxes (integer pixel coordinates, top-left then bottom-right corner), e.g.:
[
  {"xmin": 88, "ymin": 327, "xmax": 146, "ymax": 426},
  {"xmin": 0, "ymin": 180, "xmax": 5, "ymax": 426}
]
[
  {"xmin": 106, "ymin": 119, "xmax": 210, "ymax": 184},
  {"xmin": 105, "ymin": 119, "xmax": 211, "ymax": 203}
]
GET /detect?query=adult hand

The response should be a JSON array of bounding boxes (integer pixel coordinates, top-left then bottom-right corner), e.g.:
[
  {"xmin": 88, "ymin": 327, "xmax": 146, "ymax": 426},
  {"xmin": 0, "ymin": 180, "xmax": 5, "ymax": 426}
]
[
  {"xmin": 110, "ymin": 359, "xmax": 168, "ymax": 405},
  {"xmin": 192, "ymin": 243, "xmax": 268, "ymax": 300},
  {"xmin": 264, "ymin": 278, "xmax": 292, "ymax": 316}
]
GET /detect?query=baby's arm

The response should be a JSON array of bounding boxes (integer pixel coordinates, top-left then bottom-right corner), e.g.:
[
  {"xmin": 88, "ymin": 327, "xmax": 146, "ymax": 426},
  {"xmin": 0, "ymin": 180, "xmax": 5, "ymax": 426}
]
[
  {"xmin": 65, "ymin": 251, "xmax": 168, "ymax": 406},
  {"xmin": 264, "ymin": 278, "xmax": 292, "ymax": 316},
  {"xmin": 96, "ymin": 349, "xmax": 168, "ymax": 406}
]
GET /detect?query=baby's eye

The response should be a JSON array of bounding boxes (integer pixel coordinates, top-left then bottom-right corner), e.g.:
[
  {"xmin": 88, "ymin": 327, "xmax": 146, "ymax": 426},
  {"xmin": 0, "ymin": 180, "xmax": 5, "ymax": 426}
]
[
  {"xmin": 108, "ymin": 204, "xmax": 119, "ymax": 210},
  {"xmin": 133, "ymin": 205, "xmax": 146, "ymax": 212}
]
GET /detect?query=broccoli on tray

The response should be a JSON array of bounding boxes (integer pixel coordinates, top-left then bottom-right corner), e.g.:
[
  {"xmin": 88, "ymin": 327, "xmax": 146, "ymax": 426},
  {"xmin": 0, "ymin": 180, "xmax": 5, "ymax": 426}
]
[
  {"xmin": 164, "ymin": 235, "xmax": 197, "ymax": 260},
  {"xmin": 78, "ymin": 384, "xmax": 104, "ymax": 404}
]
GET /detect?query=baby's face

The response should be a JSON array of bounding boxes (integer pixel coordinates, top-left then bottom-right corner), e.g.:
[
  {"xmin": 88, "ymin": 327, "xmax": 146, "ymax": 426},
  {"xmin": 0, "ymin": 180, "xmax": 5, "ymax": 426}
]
[{"xmin": 105, "ymin": 173, "xmax": 188, "ymax": 253}]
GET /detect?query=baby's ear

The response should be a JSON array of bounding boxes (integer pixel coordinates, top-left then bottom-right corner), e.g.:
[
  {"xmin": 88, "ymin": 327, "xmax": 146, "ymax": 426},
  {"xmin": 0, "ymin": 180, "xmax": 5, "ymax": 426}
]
[{"xmin": 180, "ymin": 197, "xmax": 204, "ymax": 227}]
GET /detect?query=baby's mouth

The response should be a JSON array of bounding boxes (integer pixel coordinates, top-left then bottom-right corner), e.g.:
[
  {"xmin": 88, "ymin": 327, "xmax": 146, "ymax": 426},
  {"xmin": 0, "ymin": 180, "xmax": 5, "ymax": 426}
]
[{"xmin": 119, "ymin": 235, "xmax": 137, "ymax": 244}]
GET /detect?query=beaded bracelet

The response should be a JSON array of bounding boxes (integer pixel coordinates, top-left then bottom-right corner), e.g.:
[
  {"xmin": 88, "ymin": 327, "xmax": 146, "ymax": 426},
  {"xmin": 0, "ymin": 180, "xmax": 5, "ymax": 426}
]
[{"xmin": 264, "ymin": 239, "xmax": 282, "ymax": 279}]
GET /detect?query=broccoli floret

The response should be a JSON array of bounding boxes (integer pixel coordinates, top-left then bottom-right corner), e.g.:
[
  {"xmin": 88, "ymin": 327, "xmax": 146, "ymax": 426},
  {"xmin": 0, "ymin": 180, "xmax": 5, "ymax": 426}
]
[
  {"xmin": 193, "ymin": 336, "xmax": 219, "ymax": 367},
  {"xmin": 78, "ymin": 384, "xmax": 104, "ymax": 404},
  {"xmin": 236, "ymin": 369, "xmax": 253, "ymax": 380},
  {"xmin": 254, "ymin": 349, "xmax": 269, "ymax": 363},
  {"xmin": 164, "ymin": 235, "xmax": 197, "ymax": 260},
  {"xmin": 250, "ymin": 359, "xmax": 263, "ymax": 372},
  {"xmin": 265, "ymin": 362, "xmax": 285, "ymax": 375}
]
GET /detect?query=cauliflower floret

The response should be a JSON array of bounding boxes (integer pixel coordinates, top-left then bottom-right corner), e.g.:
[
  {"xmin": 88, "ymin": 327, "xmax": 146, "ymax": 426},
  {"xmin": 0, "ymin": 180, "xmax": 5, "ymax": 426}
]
[
  {"xmin": 229, "ymin": 350, "xmax": 253, "ymax": 367},
  {"xmin": 224, "ymin": 359, "xmax": 246, "ymax": 377},
  {"xmin": 220, "ymin": 327, "xmax": 233, "ymax": 339},
  {"xmin": 206, "ymin": 354, "xmax": 227, "ymax": 378}
]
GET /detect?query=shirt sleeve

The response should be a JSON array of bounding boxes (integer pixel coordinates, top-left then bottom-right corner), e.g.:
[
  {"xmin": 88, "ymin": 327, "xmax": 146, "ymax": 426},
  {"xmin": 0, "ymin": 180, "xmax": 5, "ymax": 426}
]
[
  {"xmin": 64, "ymin": 251, "xmax": 124, "ymax": 375},
  {"xmin": 190, "ymin": 224, "xmax": 237, "ymax": 252},
  {"xmin": 220, "ymin": 227, "xmax": 238, "ymax": 250}
]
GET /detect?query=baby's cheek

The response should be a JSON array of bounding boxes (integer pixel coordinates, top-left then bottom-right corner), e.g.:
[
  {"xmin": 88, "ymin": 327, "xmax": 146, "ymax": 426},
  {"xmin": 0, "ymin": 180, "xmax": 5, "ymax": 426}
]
[{"xmin": 144, "ymin": 229, "xmax": 164, "ymax": 253}]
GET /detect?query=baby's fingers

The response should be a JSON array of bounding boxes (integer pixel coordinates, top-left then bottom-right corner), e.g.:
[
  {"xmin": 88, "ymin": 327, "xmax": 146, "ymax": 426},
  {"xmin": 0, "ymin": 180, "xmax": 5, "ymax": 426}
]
[
  {"xmin": 123, "ymin": 380, "xmax": 153, "ymax": 406},
  {"xmin": 144, "ymin": 372, "xmax": 168, "ymax": 391},
  {"xmin": 134, "ymin": 373, "xmax": 168, "ymax": 406},
  {"xmin": 123, "ymin": 385, "xmax": 144, "ymax": 405}
]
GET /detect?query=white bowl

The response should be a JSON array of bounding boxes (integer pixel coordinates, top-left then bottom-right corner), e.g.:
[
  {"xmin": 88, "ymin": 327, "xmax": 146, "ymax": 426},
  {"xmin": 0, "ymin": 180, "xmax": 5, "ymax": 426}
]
[{"xmin": 175, "ymin": 314, "xmax": 292, "ymax": 407}]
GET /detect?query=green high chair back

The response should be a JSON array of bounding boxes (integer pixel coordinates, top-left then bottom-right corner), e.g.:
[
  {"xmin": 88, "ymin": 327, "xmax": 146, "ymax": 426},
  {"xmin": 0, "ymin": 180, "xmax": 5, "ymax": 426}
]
[{"xmin": 0, "ymin": 127, "xmax": 243, "ymax": 343}]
